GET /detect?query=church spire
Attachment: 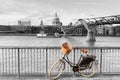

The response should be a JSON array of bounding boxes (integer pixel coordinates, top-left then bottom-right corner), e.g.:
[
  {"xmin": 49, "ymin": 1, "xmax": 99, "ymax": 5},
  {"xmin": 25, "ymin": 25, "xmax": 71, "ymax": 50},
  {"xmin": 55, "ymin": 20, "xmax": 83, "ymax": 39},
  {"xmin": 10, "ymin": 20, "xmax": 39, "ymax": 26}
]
[
  {"xmin": 54, "ymin": 12, "xmax": 59, "ymax": 20},
  {"xmin": 40, "ymin": 20, "xmax": 43, "ymax": 25},
  {"xmin": 55, "ymin": 13, "xmax": 58, "ymax": 18}
]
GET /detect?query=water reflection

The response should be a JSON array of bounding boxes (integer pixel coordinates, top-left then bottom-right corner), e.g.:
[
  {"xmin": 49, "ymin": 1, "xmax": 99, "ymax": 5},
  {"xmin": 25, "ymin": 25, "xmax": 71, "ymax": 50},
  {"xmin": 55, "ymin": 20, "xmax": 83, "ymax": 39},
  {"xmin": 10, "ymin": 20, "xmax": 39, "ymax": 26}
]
[
  {"xmin": 0, "ymin": 36, "xmax": 120, "ymax": 47},
  {"xmin": 86, "ymin": 41, "xmax": 95, "ymax": 47}
]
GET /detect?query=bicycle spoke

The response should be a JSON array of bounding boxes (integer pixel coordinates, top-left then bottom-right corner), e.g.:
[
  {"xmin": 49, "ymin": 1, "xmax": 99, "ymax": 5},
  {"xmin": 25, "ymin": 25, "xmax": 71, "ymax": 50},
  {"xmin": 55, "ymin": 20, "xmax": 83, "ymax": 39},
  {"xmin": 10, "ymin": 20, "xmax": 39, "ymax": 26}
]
[
  {"xmin": 57, "ymin": 62, "xmax": 63, "ymax": 71},
  {"xmin": 79, "ymin": 60, "xmax": 98, "ymax": 77},
  {"xmin": 48, "ymin": 59, "xmax": 65, "ymax": 80}
]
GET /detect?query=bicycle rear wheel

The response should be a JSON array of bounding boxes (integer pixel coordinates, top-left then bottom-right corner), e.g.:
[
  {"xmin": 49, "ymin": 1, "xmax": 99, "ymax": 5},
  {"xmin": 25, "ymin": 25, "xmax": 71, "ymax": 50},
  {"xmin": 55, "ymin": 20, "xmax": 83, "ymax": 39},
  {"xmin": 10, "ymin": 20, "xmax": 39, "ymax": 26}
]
[
  {"xmin": 48, "ymin": 59, "xmax": 65, "ymax": 80},
  {"xmin": 79, "ymin": 60, "xmax": 98, "ymax": 77}
]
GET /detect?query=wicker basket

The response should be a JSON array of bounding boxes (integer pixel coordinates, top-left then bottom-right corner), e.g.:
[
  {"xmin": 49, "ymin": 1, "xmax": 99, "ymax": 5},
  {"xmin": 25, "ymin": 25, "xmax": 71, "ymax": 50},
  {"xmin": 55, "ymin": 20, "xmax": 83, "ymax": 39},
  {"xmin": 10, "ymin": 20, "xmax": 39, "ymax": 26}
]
[{"xmin": 61, "ymin": 42, "xmax": 72, "ymax": 55}]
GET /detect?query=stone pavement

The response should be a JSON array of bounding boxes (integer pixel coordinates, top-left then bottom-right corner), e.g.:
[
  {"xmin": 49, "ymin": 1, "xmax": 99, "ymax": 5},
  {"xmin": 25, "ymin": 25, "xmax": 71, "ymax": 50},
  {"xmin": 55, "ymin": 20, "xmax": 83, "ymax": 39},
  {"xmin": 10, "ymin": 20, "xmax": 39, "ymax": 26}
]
[{"xmin": 0, "ymin": 75, "xmax": 120, "ymax": 80}]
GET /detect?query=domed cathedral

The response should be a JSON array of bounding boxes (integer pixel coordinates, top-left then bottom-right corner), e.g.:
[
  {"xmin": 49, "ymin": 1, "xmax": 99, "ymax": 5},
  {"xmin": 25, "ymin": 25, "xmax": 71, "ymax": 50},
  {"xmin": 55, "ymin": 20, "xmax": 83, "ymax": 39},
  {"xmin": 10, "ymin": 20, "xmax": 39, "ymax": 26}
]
[
  {"xmin": 52, "ymin": 13, "xmax": 62, "ymax": 27},
  {"xmin": 36, "ymin": 14, "xmax": 63, "ymax": 36}
]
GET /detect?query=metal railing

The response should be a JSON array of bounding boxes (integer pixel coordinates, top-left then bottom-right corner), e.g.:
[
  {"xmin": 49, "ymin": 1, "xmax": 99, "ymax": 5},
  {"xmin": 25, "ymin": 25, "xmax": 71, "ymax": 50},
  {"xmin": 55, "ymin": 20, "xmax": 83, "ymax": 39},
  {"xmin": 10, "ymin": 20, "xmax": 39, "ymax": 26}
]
[{"xmin": 0, "ymin": 46, "xmax": 120, "ymax": 77}]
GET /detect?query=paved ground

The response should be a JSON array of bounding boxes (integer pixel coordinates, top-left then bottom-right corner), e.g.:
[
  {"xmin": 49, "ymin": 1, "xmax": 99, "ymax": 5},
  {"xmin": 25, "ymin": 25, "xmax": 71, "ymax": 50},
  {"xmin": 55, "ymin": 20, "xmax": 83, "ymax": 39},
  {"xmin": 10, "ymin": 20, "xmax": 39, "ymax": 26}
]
[{"xmin": 0, "ymin": 75, "xmax": 120, "ymax": 80}]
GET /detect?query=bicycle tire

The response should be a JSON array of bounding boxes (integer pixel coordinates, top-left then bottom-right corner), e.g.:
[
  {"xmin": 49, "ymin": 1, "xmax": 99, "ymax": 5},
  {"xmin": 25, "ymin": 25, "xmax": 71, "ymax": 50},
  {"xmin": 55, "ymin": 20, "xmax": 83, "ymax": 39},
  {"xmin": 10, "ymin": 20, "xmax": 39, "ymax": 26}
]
[
  {"xmin": 79, "ymin": 60, "xmax": 98, "ymax": 77},
  {"xmin": 48, "ymin": 59, "xmax": 65, "ymax": 80}
]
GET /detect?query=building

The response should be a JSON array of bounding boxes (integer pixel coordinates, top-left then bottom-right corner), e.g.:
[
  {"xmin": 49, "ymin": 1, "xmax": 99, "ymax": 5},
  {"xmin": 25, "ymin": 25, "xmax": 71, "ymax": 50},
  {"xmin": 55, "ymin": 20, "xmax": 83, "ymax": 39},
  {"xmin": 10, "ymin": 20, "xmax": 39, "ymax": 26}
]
[
  {"xmin": 0, "ymin": 25, "xmax": 16, "ymax": 34},
  {"xmin": 96, "ymin": 25, "xmax": 105, "ymax": 36},
  {"xmin": 114, "ymin": 26, "xmax": 120, "ymax": 35},
  {"xmin": 96, "ymin": 25, "xmax": 116, "ymax": 36},
  {"xmin": 0, "ymin": 25, "xmax": 11, "ymax": 31},
  {"xmin": 104, "ymin": 25, "xmax": 115, "ymax": 36},
  {"xmin": 38, "ymin": 13, "xmax": 63, "ymax": 35},
  {"xmin": 52, "ymin": 13, "xmax": 62, "ymax": 27},
  {"xmin": 18, "ymin": 20, "xmax": 31, "ymax": 26},
  {"xmin": 0, "ymin": 13, "xmax": 120, "ymax": 36},
  {"xmin": 40, "ymin": 13, "xmax": 86, "ymax": 36}
]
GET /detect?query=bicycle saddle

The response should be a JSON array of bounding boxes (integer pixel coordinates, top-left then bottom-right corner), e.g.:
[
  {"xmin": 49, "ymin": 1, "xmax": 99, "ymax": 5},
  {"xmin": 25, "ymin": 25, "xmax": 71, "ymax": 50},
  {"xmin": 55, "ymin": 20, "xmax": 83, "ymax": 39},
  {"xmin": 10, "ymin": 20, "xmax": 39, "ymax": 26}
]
[{"xmin": 81, "ymin": 49, "xmax": 88, "ymax": 53}]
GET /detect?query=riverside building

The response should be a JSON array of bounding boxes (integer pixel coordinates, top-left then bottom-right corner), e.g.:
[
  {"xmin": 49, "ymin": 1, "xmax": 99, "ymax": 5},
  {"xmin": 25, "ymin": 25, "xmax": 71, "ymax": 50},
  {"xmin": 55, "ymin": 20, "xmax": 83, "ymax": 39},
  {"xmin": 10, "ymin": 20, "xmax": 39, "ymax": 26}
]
[{"xmin": 0, "ymin": 14, "xmax": 120, "ymax": 36}]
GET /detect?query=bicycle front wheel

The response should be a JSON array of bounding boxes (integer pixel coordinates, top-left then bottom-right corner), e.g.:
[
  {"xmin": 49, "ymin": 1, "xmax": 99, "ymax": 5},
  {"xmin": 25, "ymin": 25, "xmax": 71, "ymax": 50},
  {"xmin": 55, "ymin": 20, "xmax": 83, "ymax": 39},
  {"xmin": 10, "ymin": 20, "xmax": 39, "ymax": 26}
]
[
  {"xmin": 48, "ymin": 59, "xmax": 65, "ymax": 80},
  {"xmin": 79, "ymin": 60, "xmax": 98, "ymax": 77}
]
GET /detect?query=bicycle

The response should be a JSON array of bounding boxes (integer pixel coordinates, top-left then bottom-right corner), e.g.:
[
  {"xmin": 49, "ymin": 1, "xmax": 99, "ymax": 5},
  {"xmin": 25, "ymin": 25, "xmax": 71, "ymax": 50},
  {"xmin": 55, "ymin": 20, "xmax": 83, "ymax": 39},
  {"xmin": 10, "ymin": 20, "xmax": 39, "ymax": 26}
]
[{"xmin": 48, "ymin": 42, "xmax": 98, "ymax": 80}]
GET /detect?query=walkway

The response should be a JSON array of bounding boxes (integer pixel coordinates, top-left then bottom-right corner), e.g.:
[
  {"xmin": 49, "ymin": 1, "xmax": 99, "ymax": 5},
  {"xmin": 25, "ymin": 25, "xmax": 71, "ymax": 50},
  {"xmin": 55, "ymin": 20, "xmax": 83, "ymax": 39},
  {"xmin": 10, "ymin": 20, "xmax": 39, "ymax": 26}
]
[{"xmin": 0, "ymin": 75, "xmax": 120, "ymax": 80}]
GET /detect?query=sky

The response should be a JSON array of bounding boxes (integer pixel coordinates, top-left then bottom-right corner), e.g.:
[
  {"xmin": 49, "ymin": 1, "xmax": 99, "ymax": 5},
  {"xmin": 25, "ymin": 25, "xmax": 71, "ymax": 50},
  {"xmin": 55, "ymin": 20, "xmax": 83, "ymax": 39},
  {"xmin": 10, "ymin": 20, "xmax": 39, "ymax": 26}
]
[{"xmin": 0, "ymin": 0, "xmax": 120, "ymax": 25}]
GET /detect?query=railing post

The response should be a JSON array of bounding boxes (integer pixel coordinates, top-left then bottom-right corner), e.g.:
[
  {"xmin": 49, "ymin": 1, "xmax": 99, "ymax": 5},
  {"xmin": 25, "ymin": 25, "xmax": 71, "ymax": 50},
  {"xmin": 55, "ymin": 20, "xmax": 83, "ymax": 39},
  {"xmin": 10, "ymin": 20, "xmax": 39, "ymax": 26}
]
[
  {"xmin": 17, "ymin": 48, "xmax": 20, "ymax": 78},
  {"xmin": 73, "ymin": 48, "xmax": 76, "ymax": 77},
  {"xmin": 45, "ymin": 48, "xmax": 48, "ymax": 77},
  {"xmin": 100, "ymin": 48, "xmax": 102, "ymax": 74}
]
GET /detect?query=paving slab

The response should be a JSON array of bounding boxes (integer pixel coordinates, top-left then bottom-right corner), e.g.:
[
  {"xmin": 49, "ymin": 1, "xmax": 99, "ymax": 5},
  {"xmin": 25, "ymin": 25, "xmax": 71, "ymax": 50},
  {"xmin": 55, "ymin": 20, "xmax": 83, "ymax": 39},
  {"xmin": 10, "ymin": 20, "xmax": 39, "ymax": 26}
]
[{"xmin": 0, "ymin": 75, "xmax": 120, "ymax": 80}]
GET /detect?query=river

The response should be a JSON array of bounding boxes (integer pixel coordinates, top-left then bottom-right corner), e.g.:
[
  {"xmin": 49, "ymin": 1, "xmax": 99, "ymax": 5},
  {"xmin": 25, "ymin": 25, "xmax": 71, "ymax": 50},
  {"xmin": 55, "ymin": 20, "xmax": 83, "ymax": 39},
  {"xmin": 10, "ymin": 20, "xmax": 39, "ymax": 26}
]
[{"xmin": 0, "ymin": 36, "xmax": 120, "ymax": 47}]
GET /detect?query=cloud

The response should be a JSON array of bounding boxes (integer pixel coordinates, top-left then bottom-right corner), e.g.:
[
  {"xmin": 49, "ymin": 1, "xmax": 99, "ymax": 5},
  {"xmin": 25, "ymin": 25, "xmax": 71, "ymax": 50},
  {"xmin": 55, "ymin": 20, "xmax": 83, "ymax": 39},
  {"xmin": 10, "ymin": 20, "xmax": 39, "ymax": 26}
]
[
  {"xmin": 0, "ymin": 14, "xmax": 25, "ymax": 25},
  {"xmin": 0, "ymin": 0, "xmax": 120, "ymax": 25},
  {"xmin": 0, "ymin": 0, "xmax": 54, "ymax": 15},
  {"xmin": 60, "ymin": 13, "xmax": 92, "ymax": 25},
  {"xmin": 0, "ymin": 0, "xmax": 57, "ymax": 24},
  {"xmin": 74, "ymin": 2, "xmax": 104, "ymax": 5}
]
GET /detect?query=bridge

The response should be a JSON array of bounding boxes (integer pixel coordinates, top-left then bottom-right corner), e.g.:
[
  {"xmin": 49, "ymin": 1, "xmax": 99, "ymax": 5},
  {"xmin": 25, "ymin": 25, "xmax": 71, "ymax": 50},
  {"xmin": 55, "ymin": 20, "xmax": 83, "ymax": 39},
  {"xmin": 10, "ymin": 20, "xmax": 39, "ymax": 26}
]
[{"xmin": 61, "ymin": 15, "xmax": 120, "ymax": 42}]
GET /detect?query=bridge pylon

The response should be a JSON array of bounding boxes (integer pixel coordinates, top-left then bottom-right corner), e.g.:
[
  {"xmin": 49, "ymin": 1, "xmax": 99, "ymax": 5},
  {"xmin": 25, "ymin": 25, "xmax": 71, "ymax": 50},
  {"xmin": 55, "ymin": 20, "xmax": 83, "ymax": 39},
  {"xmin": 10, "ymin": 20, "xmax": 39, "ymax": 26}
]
[
  {"xmin": 79, "ymin": 19, "xmax": 96, "ymax": 42},
  {"xmin": 87, "ymin": 30, "xmax": 96, "ymax": 42}
]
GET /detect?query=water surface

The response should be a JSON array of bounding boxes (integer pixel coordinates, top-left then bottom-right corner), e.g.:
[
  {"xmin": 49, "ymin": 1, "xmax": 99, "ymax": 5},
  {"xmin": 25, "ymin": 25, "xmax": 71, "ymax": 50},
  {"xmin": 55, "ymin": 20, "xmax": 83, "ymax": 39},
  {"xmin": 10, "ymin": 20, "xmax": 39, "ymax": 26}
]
[{"xmin": 0, "ymin": 36, "xmax": 120, "ymax": 47}]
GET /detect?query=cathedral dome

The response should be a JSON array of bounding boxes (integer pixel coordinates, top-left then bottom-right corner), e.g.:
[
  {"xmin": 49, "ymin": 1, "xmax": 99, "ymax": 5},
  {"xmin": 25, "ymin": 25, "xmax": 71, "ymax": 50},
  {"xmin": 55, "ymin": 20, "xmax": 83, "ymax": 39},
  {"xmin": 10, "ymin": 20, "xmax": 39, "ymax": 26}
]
[
  {"xmin": 53, "ymin": 13, "xmax": 59, "ymax": 21},
  {"xmin": 52, "ymin": 13, "xmax": 62, "ymax": 26}
]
